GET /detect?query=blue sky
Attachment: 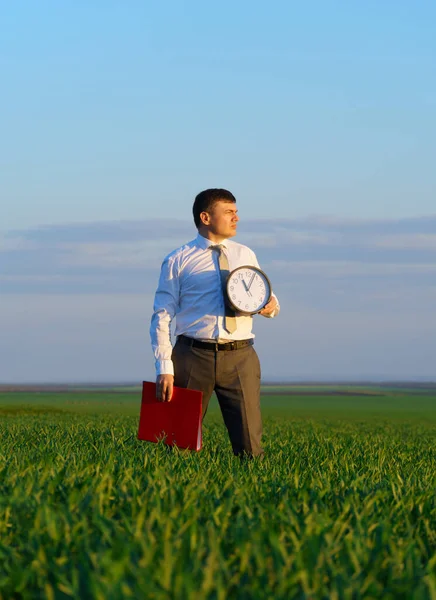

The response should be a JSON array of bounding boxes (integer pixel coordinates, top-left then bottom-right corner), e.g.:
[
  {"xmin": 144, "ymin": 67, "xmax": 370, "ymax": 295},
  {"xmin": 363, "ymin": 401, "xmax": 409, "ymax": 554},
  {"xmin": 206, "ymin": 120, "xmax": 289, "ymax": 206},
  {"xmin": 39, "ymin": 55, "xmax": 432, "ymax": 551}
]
[{"xmin": 1, "ymin": 2, "xmax": 435, "ymax": 381}]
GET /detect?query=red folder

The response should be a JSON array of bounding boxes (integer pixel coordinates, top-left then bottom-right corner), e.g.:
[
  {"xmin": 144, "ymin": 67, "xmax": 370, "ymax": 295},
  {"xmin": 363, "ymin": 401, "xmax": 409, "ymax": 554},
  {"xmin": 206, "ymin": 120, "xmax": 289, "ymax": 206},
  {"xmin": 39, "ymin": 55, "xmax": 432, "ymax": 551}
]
[{"xmin": 137, "ymin": 381, "xmax": 203, "ymax": 451}]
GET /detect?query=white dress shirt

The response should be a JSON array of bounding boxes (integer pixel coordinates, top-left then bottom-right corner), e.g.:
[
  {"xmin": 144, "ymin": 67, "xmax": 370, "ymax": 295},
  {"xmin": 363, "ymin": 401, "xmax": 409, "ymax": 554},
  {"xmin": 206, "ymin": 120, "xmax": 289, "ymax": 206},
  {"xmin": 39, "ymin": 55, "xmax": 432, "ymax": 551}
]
[{"xmin": 150, "ymin": 233, "xmax": 280, "ymax": 375}]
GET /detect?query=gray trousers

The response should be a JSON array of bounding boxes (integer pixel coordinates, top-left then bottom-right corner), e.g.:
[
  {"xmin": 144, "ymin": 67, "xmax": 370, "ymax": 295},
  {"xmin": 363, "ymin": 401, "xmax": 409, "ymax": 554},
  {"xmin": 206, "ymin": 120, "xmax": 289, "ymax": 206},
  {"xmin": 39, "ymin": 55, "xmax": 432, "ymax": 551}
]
[{"xmin": 172, "ymin": 339, "xmax": 264, "ymax": 457}]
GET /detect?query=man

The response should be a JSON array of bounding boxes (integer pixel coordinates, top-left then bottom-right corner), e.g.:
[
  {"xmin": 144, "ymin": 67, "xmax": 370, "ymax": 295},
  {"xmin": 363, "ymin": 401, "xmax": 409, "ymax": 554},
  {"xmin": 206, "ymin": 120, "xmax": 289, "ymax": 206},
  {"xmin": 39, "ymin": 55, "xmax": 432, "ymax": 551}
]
[{"xmin": 150, "ymin": 189, "xmax": 280, "ymax": 458}]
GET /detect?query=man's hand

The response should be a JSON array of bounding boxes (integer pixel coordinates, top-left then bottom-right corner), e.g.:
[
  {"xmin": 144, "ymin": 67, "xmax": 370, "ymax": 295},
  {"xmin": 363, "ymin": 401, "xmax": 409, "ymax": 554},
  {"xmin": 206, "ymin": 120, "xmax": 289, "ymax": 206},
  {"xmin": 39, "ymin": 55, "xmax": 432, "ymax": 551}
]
[
  {"xmin": 156, "ymin": 374, "xmax": 174, "ymax": 402},
  {"xmin": 259, "ymin": 296, "xmax": 279, "ymax": 317}
]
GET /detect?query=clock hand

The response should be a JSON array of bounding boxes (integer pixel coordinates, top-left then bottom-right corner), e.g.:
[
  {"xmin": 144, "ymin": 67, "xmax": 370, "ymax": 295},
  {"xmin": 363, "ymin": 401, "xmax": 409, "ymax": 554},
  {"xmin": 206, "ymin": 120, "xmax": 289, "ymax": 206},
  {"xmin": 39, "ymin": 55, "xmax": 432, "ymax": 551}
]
[
  {"xmin": 247, "ymin": 272, "xmax": 256, "ymax": 291},
  {"xmin": 242, "ymin": 280, "xmax": 252, "ymax": 297}
]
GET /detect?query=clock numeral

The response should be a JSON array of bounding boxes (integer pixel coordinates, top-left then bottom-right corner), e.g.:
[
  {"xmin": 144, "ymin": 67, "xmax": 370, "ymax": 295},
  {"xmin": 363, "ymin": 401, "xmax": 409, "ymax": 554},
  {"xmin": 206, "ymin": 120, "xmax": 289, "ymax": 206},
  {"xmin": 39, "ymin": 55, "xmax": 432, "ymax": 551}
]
[
  {"xmin": 238, "ymin": 301, "xmax": 241, "ymax": 306},
  {"xmin": 245, "ymin": 304, "xmax": 249, "ymax": 309},
  {"xmin": 232, "ymin": 294, "xmax": 236, "ymax": 300},
  {"xmin": 233, "ymin": 278, "xmax": 238, "ymax": 284},
  {"xmin": 238, "ymin": 273, "xmax": 243, "ymax": 279},
  {"xmin": 230, "ymin": 286, "xmax": 234, "ymax": 291}
]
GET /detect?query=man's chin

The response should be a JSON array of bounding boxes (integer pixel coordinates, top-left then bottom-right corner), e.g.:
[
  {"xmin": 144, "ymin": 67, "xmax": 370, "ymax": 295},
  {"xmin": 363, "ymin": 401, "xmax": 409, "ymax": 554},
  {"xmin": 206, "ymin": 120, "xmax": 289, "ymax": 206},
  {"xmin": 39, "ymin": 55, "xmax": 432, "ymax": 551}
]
[{"xmin": 228, "ymin": 228, "xmax": 237, "ymax": 237}]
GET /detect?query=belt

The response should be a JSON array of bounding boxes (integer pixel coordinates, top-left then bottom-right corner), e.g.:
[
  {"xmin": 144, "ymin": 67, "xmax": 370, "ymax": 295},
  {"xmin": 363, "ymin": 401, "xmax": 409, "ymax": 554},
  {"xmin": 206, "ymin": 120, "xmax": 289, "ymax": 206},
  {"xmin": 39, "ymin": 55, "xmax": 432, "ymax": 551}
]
[{"xmin": 177, "ymin": 335, "xmax": 254, "ymax": 352}]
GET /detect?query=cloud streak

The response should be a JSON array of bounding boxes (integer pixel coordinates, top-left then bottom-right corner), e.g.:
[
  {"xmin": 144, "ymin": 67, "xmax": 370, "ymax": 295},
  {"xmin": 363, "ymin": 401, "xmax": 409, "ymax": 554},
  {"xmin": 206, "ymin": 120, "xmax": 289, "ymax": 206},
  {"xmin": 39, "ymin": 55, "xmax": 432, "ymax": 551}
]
[
  {"xmin": 2, "ymin": 216, "xmax": 435, "ymax": 381},
  {"xmin": 2, "ymin": 215, "xmax": 436, "ymax": 295}
]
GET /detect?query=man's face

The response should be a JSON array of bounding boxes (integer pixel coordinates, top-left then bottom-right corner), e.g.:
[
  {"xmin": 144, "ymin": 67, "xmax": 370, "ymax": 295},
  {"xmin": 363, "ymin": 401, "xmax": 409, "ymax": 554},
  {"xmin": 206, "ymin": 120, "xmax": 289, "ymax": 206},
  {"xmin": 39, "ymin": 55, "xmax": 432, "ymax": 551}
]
[{"xmin": 203, "ymin": 200, "xmax": 239, "ymax": 238}]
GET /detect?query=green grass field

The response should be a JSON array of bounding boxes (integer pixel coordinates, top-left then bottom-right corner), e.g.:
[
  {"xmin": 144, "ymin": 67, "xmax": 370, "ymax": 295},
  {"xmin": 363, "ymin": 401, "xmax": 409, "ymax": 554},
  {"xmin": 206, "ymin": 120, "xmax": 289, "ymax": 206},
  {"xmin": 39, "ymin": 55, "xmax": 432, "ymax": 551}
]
[{"xmin": 1, "ymin": 386, "xmax": 435, "ymax": 599}]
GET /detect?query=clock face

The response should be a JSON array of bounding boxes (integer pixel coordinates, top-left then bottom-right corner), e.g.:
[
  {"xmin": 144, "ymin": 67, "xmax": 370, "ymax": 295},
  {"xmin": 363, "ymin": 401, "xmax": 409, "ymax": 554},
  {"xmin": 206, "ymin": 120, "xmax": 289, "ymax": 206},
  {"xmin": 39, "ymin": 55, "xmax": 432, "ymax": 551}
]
[{"xmin": 225, "ymin": 266, "xmax": 272, "ymax": 315}]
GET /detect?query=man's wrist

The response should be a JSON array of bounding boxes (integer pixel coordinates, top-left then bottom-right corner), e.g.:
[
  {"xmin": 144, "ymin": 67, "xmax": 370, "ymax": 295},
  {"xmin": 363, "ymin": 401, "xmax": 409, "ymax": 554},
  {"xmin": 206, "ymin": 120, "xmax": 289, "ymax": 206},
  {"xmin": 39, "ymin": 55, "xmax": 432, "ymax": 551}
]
[{"xmin": 156, "ymin": 360, "xmax": 174, "ymax": 376}]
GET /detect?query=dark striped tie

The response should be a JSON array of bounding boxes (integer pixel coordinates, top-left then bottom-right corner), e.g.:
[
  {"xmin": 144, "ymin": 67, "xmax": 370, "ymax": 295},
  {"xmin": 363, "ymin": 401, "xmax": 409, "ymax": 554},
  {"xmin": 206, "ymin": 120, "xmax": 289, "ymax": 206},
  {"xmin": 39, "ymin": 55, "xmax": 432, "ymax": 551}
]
[{"xmin": 211, "ymin": 245, "xmax": 237, "ymax": 333}]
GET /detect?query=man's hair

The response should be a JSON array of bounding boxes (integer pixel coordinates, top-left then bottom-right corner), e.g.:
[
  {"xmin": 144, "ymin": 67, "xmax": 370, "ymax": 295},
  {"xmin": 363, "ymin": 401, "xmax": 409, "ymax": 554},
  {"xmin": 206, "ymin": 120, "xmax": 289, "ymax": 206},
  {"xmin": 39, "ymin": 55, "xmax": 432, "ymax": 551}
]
[{"xmin": 193, "ymin": 188, "xmax": 236, "ymax": 228}]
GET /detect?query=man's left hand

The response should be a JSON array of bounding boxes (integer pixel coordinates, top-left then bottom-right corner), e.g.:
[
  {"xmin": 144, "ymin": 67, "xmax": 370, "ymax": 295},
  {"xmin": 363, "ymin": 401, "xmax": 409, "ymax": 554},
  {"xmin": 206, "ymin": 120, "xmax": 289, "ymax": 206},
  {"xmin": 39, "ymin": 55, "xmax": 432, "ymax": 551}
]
[{"xmin": 259, "ymin": 296, "xmax": 278, "ymax": 317}]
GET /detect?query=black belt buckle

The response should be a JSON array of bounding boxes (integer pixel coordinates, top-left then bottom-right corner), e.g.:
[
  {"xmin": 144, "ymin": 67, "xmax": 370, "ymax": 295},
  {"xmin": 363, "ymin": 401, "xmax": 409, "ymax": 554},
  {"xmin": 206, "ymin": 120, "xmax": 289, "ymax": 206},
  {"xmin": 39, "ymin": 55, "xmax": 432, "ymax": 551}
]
[{"xmin": 217, "ymin": 340, "xmax": 237, "ymax": 351}]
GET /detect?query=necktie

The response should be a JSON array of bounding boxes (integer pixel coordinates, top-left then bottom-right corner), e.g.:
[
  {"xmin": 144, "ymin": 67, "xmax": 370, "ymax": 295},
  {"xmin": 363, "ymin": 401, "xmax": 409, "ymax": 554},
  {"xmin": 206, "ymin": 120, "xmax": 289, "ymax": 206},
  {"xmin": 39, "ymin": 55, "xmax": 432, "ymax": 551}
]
[{"xmin": 211, "ymin": 245, "xmax": 237, "ymax": 334}]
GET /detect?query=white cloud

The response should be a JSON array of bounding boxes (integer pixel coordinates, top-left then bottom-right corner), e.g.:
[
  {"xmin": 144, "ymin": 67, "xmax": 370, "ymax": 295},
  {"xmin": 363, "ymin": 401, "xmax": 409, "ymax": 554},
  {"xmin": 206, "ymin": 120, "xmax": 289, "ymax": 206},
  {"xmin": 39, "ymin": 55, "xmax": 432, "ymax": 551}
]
[
  {"xmin": 371, "ymin": 234, "xmax": 436, "ymax": 249},
  {"xmin": 269, "ymin": 260, "xmax": 436, "ymax": 277},
  {"xmin": 0, "ymin": 234, "xmax": 37, "ymax": 252},
  {"xmin": 60, "ymin": 240, "xmax": 171, "ymax": 268},
  {"xmin": 2, "ymin": 216, "xmax": 436, "ymax": 293},
  {"xmin": 1, "ymin": 216, "xmax": 436, "ymax": 381}
]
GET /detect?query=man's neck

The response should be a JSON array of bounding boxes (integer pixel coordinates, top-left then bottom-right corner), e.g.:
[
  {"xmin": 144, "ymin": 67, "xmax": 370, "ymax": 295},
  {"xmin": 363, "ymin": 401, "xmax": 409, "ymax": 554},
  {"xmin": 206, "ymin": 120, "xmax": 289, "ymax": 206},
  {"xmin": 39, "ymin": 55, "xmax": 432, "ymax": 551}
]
[{"xmin": 198, "ymin": 230, "xmax": 229, "ymax": 244}]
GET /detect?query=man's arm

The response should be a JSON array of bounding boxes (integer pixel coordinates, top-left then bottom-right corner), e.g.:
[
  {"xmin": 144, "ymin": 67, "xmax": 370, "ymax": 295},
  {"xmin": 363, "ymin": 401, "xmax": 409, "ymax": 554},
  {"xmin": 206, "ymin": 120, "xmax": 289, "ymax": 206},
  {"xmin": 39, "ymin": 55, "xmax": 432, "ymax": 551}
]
[
  {"xmin": 150, "ymin": 255, "xmax": 180, "ymax": 401},
  {"xmin": 250, "ymin": 250, "xmax": 280, "ymax": 318}
]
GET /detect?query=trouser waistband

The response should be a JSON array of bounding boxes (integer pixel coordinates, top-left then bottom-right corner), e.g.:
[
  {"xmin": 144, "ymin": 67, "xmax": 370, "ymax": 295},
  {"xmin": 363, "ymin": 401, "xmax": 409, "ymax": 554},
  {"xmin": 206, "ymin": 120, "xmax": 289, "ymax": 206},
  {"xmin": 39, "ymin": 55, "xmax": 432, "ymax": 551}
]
[{"xmin": 177, "ymin": 335, "xmax": 254, "ymax": 352}]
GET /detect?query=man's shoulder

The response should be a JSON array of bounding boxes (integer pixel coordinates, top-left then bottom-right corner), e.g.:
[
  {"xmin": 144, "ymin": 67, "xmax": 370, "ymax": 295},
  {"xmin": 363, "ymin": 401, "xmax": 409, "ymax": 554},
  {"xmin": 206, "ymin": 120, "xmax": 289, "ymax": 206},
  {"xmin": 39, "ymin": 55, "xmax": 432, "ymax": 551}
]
[
  {"xmin": 226, "ymin": 238, "xmax": 255, "ymax": 255},
  {"xmin": 162, "ymin": 238, "xmax": 198, "ymax": 264}
]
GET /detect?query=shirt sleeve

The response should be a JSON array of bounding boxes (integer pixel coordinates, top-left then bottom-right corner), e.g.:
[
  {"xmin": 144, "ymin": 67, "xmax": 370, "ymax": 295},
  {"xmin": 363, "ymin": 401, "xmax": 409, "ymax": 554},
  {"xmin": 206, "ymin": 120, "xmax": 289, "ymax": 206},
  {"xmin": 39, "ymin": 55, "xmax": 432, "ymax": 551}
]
[
  {"xmin": 250, "ymin": 249, "xmax": 280, "ymax": 318},
  {"xmin": 150, "ymin": 255, "xmax": 180, "ymax": 376}
]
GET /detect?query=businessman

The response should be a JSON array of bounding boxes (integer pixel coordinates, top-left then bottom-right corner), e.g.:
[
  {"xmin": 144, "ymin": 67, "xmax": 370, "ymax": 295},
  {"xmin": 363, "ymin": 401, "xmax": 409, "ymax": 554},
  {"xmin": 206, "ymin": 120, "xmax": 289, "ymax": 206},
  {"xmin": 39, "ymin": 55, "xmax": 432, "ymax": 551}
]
[{"xmin": 150, "ymin": 189, "xmax": 280, "ymax": 458}]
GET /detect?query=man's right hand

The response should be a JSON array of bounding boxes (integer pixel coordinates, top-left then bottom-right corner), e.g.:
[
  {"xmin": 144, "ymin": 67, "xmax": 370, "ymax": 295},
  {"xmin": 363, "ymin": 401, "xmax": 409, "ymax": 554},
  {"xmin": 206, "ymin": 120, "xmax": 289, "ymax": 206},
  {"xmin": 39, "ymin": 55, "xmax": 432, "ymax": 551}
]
[{"xmin": 156, "ymin": 374, "xmax": 174, "ymax": 402}]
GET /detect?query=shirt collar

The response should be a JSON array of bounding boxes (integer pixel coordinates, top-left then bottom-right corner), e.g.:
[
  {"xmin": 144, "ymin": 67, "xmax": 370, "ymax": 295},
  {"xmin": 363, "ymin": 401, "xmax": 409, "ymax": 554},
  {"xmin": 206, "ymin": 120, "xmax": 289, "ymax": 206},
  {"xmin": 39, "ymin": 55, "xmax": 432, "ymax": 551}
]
[{"xmin": 195, "ymin": 233, "xmax": 229, "ymax": 250}]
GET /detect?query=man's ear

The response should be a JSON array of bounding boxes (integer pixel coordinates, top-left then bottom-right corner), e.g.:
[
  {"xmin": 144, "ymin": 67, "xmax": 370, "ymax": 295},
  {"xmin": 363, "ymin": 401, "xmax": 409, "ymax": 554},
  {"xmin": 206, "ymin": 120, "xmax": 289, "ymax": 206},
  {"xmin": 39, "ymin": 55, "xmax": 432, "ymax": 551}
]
[{"xmin": 199, "ymin": 211, "xmax": 210, "ymax": 226}]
